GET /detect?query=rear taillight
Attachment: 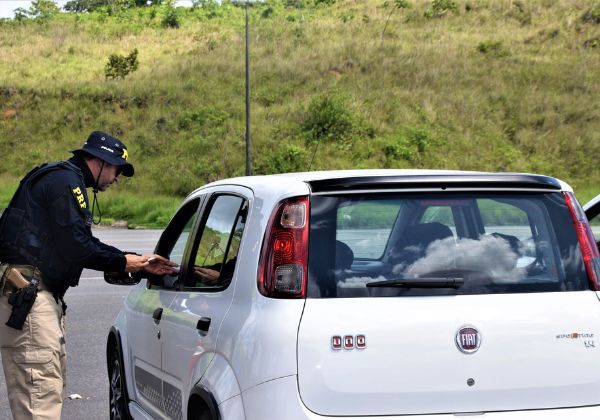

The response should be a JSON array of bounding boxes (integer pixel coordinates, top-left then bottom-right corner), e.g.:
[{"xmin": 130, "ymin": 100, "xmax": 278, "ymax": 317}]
[
  {"xmin": 258, "ymin": 196, "xmax": 309, "ymax": 298},
  {"xmin": 564, "ymin": 191, "xmax": 600, "ymax": 290}
]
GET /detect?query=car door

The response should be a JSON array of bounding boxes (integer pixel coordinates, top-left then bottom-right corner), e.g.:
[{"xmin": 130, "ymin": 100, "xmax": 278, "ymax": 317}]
[
  {"xmin": 160, "ymin": 188, "xmax": 249, "ymax": 420},
  {"xmin": 584, "ymin": 194, "xmax": 600, "ymax": 248},
  {"xmin": 126, "ymin": 198, "xmax": 201, "ymax": 418}
]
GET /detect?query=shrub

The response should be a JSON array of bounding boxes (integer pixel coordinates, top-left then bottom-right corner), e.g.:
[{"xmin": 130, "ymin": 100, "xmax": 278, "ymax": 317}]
[
  {"xmin": 340, "ymin": 12, "xmax": 354, "ymax": 23},
  {"xmin": 261, "ymin": 6, "xmax": 275, "ymax": 18},
  {"xmin": 395, "ymin": 0, "xmax": 411, "ymax": 7},
  {"xmin": 582, "ymin": 3, "xmax": 600, "ymax": 24},
  {"xmin": 477, "ymin": 40, "xmax": 509, "ymax": 57},
  {"xmin": 285, "ymin": 0, "xmax": 306, "ymax": 8},
  {"xmin": 300, "ymin": 95, "xmax": 358, "ymax": 145},
  {"xmin": 292, "ymin": 25, "xmax": 305, "ymax": 37},
  {"xmin": 510, "ymin": 0, "xmax": 532, "ymax": 25},
  {"xmin": 162, "ymin": 7, "xmax": 180, "ymax": 28},
  {"xmin": 382, "ymin": 127, "xmax": 439, "ymax": 165},
  {"xmin": 383, "ymin": 140, "xmax": 413, "ymax": 162},
  {"xmin": 425, "ymin": 0, "xmax": 457, "ymax": 18},
  {"xmin": 104, "ymin": 48, "xmax": 139, "ymax": 79},
  {"xmin": 177, "ymin": 107, "xmax": 228, "ymax": 130},
  {"xmin": 583, "ymin": 36, "xmax": 600, "ymax": 49},
  {"xmin": 253, "ymin": 142, "xmax": 308, "ymax": 174},
  {"xmin": 269, "ymin": 145, "xmax": 307, "ymax": 173}
]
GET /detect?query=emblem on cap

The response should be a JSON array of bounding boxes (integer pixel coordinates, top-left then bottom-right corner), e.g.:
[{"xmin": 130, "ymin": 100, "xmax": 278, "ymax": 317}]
[{"xmin": 456, "ymin": 325, "xmax": 481, "ymax": 354}]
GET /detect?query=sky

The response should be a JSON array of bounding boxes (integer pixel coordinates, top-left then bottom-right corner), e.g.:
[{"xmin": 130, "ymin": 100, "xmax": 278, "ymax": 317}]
[
  {"xmin": 0, "ymin": 1, "xmax": 66, "ymax": 18},
  {"xmin": 0, "ymin": 0, "xmax": 193, "ymax": 19}
]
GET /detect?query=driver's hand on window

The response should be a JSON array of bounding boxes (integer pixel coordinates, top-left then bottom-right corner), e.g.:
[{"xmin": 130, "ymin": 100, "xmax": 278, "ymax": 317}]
[{"xmin": 194, "ymin": 267, "xmax": 220, "ymax": 285}]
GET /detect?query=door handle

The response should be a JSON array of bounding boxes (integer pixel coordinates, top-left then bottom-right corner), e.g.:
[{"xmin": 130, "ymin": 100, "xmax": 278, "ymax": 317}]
[
  {"xmin": 152, "ymin": 308, "xmax": 163, "ymax": 324},
  {"xmin": 196, "ymin": 317, "xmax": 211, "ymax": 334}
]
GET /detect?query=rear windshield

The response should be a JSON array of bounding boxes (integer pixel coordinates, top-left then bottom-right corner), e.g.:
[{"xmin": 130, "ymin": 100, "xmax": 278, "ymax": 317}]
[{"xmin": 307, "ymin": 192, "xmax": 588, "ymax": 298}]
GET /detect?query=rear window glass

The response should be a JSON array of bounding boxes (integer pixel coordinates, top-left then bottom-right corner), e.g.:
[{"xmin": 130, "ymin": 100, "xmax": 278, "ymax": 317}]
[{"xmin": 308, "ymin": 192, "xmax": 588, "ymax": 298}]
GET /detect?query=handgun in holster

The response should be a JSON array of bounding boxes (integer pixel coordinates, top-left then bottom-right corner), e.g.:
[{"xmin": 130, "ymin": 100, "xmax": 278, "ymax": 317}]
[{"xmin": 5, "ymin": 268, "xmax": 39, "ymax": 330}]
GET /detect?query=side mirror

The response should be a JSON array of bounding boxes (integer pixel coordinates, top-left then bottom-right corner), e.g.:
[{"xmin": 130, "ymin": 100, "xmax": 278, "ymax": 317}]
[{"xmin": 104, "ymin": 271, "xmax": 142, "ymax": 286}]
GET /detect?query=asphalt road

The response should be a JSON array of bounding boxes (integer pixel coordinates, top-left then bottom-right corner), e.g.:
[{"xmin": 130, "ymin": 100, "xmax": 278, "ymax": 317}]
[{"xmin": 0, "ymin": 228, "xmax": 162, "ymax": 420}]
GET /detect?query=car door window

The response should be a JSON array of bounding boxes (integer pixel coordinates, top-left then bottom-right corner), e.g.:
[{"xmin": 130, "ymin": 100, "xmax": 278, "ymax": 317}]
[
  {"xmin": 151, "ymin": 198, "xmax": 200, "ymax": 289},
  {"xmin": 185, "ymin": 195, "xmax": 247, "ymax": 289}
]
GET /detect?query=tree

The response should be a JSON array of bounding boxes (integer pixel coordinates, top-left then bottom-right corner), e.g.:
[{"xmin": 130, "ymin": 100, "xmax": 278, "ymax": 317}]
[
  {"xmin": 64, "ymin": 0, "xmax": 163, "ymax": 13},
  {"xmin": 381, "ymin": 0, "xmax": 410, "ymax": 44},
  {"xmin": 29, "ymin": 0, "xmax": 60, "ymax": 20}
]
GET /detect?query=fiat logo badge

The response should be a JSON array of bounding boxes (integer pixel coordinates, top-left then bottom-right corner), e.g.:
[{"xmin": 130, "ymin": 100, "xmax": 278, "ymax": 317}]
[{"xmin": 456, "ymin": 325, "xmax": 481, "ymax": 354}]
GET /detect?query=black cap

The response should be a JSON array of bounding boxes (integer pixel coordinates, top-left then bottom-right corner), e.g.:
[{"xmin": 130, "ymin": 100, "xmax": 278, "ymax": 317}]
[{"xmin": 71, "ymin": 131, "xmax": 134, "ymax": 177}]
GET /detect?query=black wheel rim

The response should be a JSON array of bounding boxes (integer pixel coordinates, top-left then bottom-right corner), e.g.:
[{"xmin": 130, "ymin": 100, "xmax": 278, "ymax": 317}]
[{"xmin": 110, "ymin": 356, "xmax": 125, "ymax": 420}]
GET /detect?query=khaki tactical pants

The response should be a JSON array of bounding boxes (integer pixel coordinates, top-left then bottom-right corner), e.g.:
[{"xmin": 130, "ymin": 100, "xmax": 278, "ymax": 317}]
[{"xmin": 0, "ymin": 282, "xmax": 66, "ymax": 420}]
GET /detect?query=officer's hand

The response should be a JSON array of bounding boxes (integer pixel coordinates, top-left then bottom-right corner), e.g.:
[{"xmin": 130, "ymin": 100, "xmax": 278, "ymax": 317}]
[
  {"xmin": 144, "ymin": 255, "xmax": 179, "ymax": 276},
  {"xmin": 125, "ymin": 254, "xmax": 178, "ymax": 275}
]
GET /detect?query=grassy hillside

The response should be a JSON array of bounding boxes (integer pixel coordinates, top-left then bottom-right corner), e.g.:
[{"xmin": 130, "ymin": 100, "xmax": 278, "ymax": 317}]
[{"xmin": 1, "ymin": 0, "xmax": 599, "ymax": 226}]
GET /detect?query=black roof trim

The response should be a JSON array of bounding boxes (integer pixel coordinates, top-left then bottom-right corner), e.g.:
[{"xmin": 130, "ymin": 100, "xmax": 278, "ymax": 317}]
[{"xmin": 308, "ymin": 174, "xmax": 562, "ymax": 193}]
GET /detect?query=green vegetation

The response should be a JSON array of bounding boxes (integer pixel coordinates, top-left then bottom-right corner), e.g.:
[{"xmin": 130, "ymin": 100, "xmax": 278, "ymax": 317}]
[
  {"xmin": 97, "ymin": 190, "xmax": 179, "ymax": 227},
  {"xmin": 104, "ymin": 48, "xmax": 139, "ymax": 79},
  {"xmin": 0, "ymin": 0, "xmax": 599, "ymax": 227}
]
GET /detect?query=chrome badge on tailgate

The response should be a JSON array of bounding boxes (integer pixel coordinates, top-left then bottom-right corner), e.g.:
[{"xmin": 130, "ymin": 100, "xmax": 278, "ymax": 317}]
[{"xmin": 456, "ymin": 325, "xmax": 481, "ymax": 354}]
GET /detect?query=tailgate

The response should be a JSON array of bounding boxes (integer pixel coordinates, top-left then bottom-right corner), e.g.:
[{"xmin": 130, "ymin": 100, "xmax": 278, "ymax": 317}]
[{"xmin": 297, "ymin": 292, "xmax": 600, "ymax": 416}]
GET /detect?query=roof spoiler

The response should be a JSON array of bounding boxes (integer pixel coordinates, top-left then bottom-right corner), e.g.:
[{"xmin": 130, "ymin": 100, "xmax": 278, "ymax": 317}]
[{"xmin": 308, "ymin": 174, "xmax": 562, "ymax": 193}]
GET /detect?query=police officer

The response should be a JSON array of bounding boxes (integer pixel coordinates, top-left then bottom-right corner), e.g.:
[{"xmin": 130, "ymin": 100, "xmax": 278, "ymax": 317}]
[{"xmin": 0, "ymin": 131, "xmax": 176, "ymax": 420}]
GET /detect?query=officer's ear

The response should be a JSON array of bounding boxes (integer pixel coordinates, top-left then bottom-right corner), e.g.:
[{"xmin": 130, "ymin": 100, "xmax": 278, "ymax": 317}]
[{"xmin": 84, "ymin": 156, "xmax": 104, "ymax": 176}]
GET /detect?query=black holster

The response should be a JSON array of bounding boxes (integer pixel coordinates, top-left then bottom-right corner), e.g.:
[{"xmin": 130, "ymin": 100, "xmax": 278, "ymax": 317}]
[{"xmin": 5, "ymin": 280, "xmax": 38, "ymax": 330}]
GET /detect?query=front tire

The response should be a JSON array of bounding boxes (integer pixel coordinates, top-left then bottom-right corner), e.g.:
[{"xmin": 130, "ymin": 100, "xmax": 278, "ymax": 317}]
[{"xmin": 109, "ymin": 348, "xmax": 132, "ymax": 420}]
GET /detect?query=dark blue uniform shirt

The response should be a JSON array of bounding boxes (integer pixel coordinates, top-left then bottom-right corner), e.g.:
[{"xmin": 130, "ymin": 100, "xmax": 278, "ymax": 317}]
[{"xmin": 0, "ymin": 156, "xmax": 126, "ymax": 296}]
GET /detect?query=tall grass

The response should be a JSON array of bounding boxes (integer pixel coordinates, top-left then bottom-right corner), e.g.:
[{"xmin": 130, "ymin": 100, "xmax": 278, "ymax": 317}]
[{"xmin": 0, "ymin": 0, "xmax": 599, "ymax": 225}]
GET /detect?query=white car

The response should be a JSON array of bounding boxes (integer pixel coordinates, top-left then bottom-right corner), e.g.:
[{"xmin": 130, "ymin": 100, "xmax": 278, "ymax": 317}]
[{"xmin": 106, "ymin": 169, "xmax": 600, "ymax": 420}]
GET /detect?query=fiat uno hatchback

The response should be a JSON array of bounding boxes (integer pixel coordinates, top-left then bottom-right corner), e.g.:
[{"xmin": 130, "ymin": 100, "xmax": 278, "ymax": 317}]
[{"xmin": 106, "ymin": 170, "xmax": 600, "ymax": 420}]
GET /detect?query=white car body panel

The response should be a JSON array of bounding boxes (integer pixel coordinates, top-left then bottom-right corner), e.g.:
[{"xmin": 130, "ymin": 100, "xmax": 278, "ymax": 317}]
[
  {"xmin": 241, "ymin": 375, "xmax": 600, "ymax": 420},
  {"xmin": 199, "ymin": 354, "xmax": 242, "ymax": 405},
  {"xmin": 217, "ymin": 394, "xmax": 245, "ymax": 419},
  {"xmin": 298, "ymin": 292, "xmax": 600, "ymax": 416},
  {"xmin": 220, "ymin": 296, "xmax": 306, "ymax": 392},
  {"xmin": 108, "ymin": 169, "xmax": 596, "ymax": 420},
  {"xmin": 125, "ymin": 286, "xmax": 177, "ymax": 417}
]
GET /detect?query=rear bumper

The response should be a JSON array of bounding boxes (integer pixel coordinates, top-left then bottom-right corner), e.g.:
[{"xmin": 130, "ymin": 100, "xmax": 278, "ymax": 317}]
[{"xmin": 241, "ymin": 375, "xmax": 600, "ymax": 420}]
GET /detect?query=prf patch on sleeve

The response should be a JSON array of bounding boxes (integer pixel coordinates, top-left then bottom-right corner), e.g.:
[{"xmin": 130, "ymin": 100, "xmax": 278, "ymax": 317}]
[{"xmin": 72, "ymin": 186, "xmax": 87, "ymax": 209}]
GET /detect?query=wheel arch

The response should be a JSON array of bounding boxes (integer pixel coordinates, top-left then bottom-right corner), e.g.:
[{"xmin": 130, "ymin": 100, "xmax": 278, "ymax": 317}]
[{"xmin": 187, "ymin": 385, "xmax": 221, "ymax": 420}]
